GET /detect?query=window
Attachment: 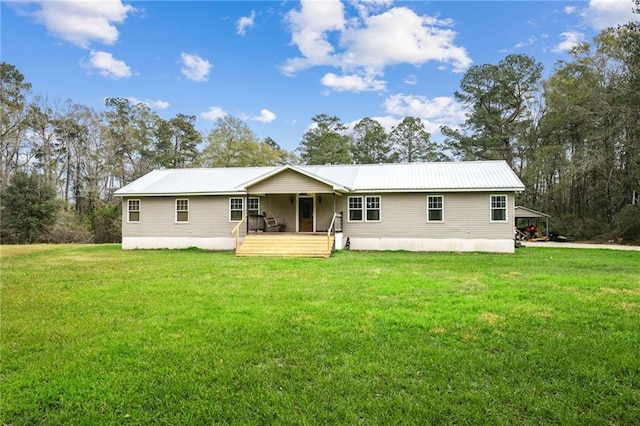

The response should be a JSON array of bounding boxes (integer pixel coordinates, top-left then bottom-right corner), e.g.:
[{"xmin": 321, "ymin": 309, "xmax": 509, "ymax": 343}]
[
  {"xmin": 366, "ymin": 196, "xmax": 381, "ymax": 221},
  {"xmin": 176, "ymin": 199, "xmax": 189, "ymax": 222},
  {"xmin": 229, "ymin": 197, "xmax": 260, "ymax": 221},
  {"xmin": 427, "ymin": 196, "xmax": 444, "ymax": 222},
  {"xmin": 348, "ymin": 196, "xmax": 363, "ymax": 221},
  {"xmin": 128, "ymin": 199, "xmax": 140, "ymax": 222},
  {"xmin": 490, "ymin": 195, "xmax": 507, "ymax": 222},
  {"xmin": 348, "ymin": 196, "xmax": 381, "ymax": 222},
  {"xmin": 230, "ymin": 198, "xmax": 243, "ymax": 221},
  {"xmin": 247, "ymin": 197, "xmax": 260, "ymax": 215}
]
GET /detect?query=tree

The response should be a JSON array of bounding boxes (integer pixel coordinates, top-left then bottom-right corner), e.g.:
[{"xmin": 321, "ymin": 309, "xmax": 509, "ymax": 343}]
[
  {"xmin": 442, "ymin": 54, "xmax": 544, "ymax": 168},
  {"xmin": 389, "ymin": 117, "xmax": 438, "ymax": 162},
  {"xmin": 1, "ymin": 171, "xmax": 59, "ymax": 244},
  {"xmin": 541, "ymin": 30, "xmax": 638, "ymax": 224},
  {"xmin": 201, "ymin": 115, "xmax": 283, "ymax": 167},
  {"xmin": 263, "ymin": 137, "xmax": 297, "ymax": 164},
  {"xmin": 152, "ymin": 116, "xmax": 175, "ymax": 168},
  {"xmin": 1, "ymin": 62, "xmax": 32, "ymax": 191},
  {"xmin": 613, "ymin": 2, "xmax": 640, "ymax": 213},
  {"xmin": 66, "ymin": 104, "xmax": 109, "ymax": 214},
  {"xmin": 152, "ymin": 114, "xmax": 202, "ymax": 168},
  {"xmin": 54, "ymin": 114, "xmax": 88, "ymax": 208},
  {"xmin": 297, "ymin": 114, "xmax": 352, "ymax": 165},
  {"xmin": 26, "ymin": 96, "xmax": 65, "ymax": 188},
  {"xmin": 352, "ymin": 117, "xmax": 396, "ymax": 164},
  {"xmin": 104, "ymin": 98, "xmax": 156, "ymax": 185}
]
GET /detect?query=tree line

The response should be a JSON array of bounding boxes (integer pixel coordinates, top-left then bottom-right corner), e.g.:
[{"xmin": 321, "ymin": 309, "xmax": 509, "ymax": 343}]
[{"xmin": 1, "ymin": 8, "xmax": 638, "ymax": 244}]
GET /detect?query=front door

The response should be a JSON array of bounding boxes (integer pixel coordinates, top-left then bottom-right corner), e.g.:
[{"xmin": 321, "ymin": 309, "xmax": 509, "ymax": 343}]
[{"xmin": 298, "ymin": 197, "xmax": 314, "ymax": 232}]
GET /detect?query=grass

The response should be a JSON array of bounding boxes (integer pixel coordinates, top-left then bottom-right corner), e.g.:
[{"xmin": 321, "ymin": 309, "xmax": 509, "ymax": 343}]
[{"xmin": 1, "ymin": 245, "xmax": 639, "ymax": 424}]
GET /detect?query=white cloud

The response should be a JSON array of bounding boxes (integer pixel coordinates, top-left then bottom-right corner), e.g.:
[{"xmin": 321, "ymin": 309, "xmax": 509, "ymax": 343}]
[
  {"xmin": 282, "ymin": 0, "xmax": 346, "ymax": 75},
  {"xmin": 82, "ymin": 51, "xmax": 131, "ymax": 79},
  {"xmin": 282, "ymin": 1, "xmax": 471, "ymax": 93},
  {"xmin": 552, "ymin": 31, "xmax": 586, "ymax": 53},
  {"xmin": 200, "ymin": 106, "xmax": 227, "ymax": 121},
  {"xmin": 22, "ymin": 0, "xmax": 134, "ymax": 48},
  {"xmin": 383, "ymin": 94, "xmax": 466, "ymax": 133},
  {"xmin": 582, "ymin": 0, "xmax": 638, "ymax": 30},
  {"xmin": 564, "ymin": 6, "xmax": 577, "ymax": 14},
  {"xmin": 180, "ymin": 53, "xmax": 213, "ymax": 82},
  {"xmin": 126, "ymin": 97, "xmax": 169, "ymax": 110},
  {"xmin": 250, "ymin": 109, "xmax": 277, "ymax": 123},
  {"xmin": 404, "ymin": 74, "xmax": 418, "ymax": 85},
  {"xmin": 351, "ymin": 0, "xmax": 394, "ymax": 18},
  {"xmin": 514, "ymin": 36, "xmax": 537, "ymax": 49},
  {"xmin": 321, "ymin": 72, "xmax": 386, "ymax": 92},
  {"xmin": 237, "ymin": 10, "xmax": 256, "ymax": 36},
  {"xmin": 340, "ymin": 7, "xmax": 471, "ymax": 72}
]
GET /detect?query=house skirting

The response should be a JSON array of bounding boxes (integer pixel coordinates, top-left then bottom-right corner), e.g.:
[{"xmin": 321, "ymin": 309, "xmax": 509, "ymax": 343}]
[
  {"xmin": 344, "ymin": 237, "xmax": 515, "ymax": 253},
  {"xmin": 122, "ymin": 236, "xmax": 514, "ymax": 253},
  {"xmin": 122, "ymin": 237, "xmax": 236, "ymax": 250}
]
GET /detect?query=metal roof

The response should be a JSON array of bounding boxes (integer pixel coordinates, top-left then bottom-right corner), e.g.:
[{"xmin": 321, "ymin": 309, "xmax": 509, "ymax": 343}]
[
  {"xmin": 515, "ymin": 206, "xmax": 550, "ymax": 218},
  {"xmin": 114, "ymin": 161, "xmax": 524, "ymax": 196}
]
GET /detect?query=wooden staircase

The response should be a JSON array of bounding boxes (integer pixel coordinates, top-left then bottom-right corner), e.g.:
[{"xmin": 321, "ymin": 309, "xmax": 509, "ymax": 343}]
[{"xmin": 236, "ymin": 233, "xmax": 334, "ymax": 258}]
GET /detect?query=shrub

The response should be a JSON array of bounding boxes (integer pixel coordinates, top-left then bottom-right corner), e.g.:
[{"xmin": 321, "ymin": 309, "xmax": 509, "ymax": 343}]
[
  {"xmin": 612, "ymin": 204, "xmax": 640, "ymax": 244},
  {"xmin": 47, "ymin": 209, "xmax": 93, "ymax": 243},
  {"xmin": 551, "ymin": 215, "xmax": 608, "ymax": 241},
  {"xmin": 91, "ymin": 203, "xmax": 121, "ymax": 243}
]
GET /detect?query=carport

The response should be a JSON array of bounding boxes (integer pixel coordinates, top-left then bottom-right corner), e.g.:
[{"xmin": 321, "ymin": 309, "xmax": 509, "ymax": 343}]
[{"xmin": 515, "ymin": 206, "xmax": 550, "ymax": 239}]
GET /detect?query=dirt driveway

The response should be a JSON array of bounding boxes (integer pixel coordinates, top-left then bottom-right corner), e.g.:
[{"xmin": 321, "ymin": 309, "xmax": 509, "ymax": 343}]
[{"xmin": 520, "ymin": 241, "xmax": 640, "ymax": 251}]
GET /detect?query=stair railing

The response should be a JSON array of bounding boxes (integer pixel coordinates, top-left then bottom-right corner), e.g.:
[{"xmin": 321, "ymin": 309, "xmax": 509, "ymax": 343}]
[
  {"xmin": 327, "ymin": 211, "xmax": 343, "ymax": 252},
  {"xmin": 231, "ymin": 214, "xmax": 248, "ymax": 251}
]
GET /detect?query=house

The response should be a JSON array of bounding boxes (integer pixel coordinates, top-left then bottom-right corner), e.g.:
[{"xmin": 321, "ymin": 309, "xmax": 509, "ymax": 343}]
[{"xmin": 114, "ymin": 161, "xmax": 525, "ymax": 255}]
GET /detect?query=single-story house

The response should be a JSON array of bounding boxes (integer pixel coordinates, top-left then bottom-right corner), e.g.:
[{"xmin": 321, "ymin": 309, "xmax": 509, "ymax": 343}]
[{"xmin": 114, "ymin": 161, "xmax": 525, "ymax": 255}]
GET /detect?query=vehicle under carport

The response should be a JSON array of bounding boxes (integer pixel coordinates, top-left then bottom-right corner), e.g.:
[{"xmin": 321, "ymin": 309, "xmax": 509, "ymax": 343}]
[{"xmin": 515, "ymin": 206, "xmax": 550, "ymax": 241}]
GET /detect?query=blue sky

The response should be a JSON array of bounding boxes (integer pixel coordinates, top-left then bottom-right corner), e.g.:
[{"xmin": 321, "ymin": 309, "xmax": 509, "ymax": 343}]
[{"xmin": 2, "ymin": 0, "xmax": 638, "ymax": 152}]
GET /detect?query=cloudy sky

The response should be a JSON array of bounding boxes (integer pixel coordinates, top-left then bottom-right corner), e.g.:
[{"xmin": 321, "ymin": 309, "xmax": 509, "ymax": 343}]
[{"xmin": 2, "ymin": 0, "xmax": 638, "ymax": 151}]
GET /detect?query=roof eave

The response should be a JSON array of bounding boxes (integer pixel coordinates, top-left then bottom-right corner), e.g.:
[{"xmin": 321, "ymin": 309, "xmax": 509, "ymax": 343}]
[
  {"xmin": 350, "ymin": 187, "xmax": 525, "ymax": 193},
  {"xmin": 113, "ymin": 191, "xmax": 248, "ymax": 197}
]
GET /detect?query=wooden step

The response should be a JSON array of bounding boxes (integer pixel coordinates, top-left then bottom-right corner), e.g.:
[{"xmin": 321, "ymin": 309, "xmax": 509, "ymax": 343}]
[{"xmin": 236, "ymin": 234, "xmax": 334, "ymax": 257}]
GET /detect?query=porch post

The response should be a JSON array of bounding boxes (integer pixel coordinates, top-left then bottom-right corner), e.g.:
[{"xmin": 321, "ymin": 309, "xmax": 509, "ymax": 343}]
[
  {"xmin": 332, "ymin": 193, "xmax": 336, "ymax": 216},
  {"xmin": 332, "ymin": 193, "xmax": 336, "ymax": 235},
  {"xmin": 246, "ymin": 193, "xmax": 249, "ymax": 234}
]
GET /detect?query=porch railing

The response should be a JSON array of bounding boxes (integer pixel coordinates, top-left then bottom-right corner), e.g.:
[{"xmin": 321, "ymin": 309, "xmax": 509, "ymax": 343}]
[
  {"xmin": 327, "ymin": 211, "xmax": 343, "ymax": 252},
  {"xmin": 231, "ymin": 214, "xmax": 248, "ymax": 251}
]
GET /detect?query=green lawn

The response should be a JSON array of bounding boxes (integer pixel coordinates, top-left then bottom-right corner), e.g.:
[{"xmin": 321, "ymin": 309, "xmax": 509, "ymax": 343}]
[{"xmin": 2, "ymin": 245, "xmax": 639, "ymax": 424}]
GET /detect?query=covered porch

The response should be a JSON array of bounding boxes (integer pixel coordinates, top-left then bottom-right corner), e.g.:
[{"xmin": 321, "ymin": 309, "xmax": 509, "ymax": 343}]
[
  {"xmin": 245, "ymin": 192, "xmax": 343, "ymax": 234},
  {"xmin": 232, "ymin": 166, "xmax": 347, "ymax": 256},
  {"xmin": 232, "ymin": 197, "xmax": 344, "ymax": 257}
]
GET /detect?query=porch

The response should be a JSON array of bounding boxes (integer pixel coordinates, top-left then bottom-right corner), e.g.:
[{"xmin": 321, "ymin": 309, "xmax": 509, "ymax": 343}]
[
  {"xmin": 231, "ymin": 166, "xmax": 347, "ymax": 257},
  {"xmin": 232, "ymin": 210, "xmax": 343, "ymax": 258}
]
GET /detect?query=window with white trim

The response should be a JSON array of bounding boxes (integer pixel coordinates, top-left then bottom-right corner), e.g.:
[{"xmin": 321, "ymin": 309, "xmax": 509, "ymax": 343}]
[
  {"xmin": 176, "ymin": 199, "xmax": 189, "ymax": 222},
  {"xmin": 247, "ymin": 197, "xmax": 260, "ymax": 215},
  {"xmin": 229, "ymin": 198, "xmax": 244, "ymax": 221},
  {"xmin": 127, "ymin": 199, "xmax": 140, "ymax": 222},
  {"xmin": 490, "ymin": 195, "xmax": 507, "ymax": 222},
  {"xmin": 427, "ymin": 196, "xmax": 444, "ymax": 222},
  {"xmin": 348, "ymin": 196, "xmax": 381, "ymax": 222},
  {"xmin": 348, "ymin": 196, "xmax": 363, "ymax": 221},
  {"xmin": 366, "ymin": 196, "xmax": 381, "ymax": 221}
]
